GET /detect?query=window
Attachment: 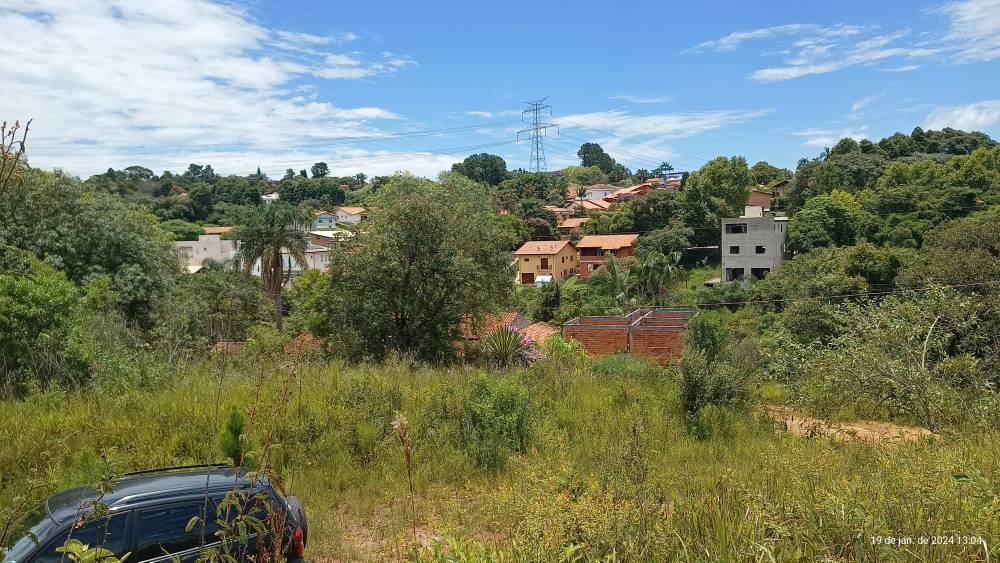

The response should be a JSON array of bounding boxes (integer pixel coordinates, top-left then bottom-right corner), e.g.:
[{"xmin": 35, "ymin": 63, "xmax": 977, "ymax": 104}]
[
  {"xmin": 725, "ymin": 223, "xmax": 747, "ymax": 234},
  {"xmin": 36, "ymin": 516, "xmax": 129, "ymax": 563},
  {"xmin": 135, "ymin": 503, "xmax": 218, "ymax": 562},
  {"xmin": 755, "ymin": 246, "xmax": 766, "ymax": 254},
  {"xmin": 524, "ymin": 257, "xmax": 529, "ymax": 262},
  {"xmin": 729, "ymin": 246, "xmax": 740, "ymax": 254}
]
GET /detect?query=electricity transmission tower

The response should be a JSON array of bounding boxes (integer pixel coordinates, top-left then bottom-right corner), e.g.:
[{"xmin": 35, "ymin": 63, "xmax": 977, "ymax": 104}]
[{"xmin": 518, "ymin": 97, "xmax": 558, "ymax": 173}]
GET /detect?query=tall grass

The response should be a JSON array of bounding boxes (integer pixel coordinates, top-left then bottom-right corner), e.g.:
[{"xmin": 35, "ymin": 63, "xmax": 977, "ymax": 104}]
[{"xmin": 1, "ymin": 352, "xmax": 997, "ymax": 561}]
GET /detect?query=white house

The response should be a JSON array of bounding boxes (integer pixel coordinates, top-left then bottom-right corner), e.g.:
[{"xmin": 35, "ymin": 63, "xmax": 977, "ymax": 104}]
[
  {"xmin": 720, "ymin": 206, "xmax": 789, "ymax": 286},
  {"xmin": 251, "ymin": 244, "xmax": 329, "ymax": 286},
  {"xmin": 261, "ymin": 193, "xmax": 280, "ymax": 204},
  {"xmin": 175, "ymin": 235, "xmax": 239, "ymax": 273},
  {"xmin": 335, "ymin": 206, "xmax": 367, "ymax": 225},
  {"xmin": 314, "ymin": 210, "xmax": 337, "ymax": 229},
  {"xmin": 579, "ymin": 184, "xmax": 619, "ymax": 201}
]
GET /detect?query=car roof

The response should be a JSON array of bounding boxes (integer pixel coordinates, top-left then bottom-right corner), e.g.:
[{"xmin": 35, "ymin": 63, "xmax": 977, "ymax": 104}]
[{"xmin": 45, "ymin": 467, "xmax": 266, "ymax": 524}]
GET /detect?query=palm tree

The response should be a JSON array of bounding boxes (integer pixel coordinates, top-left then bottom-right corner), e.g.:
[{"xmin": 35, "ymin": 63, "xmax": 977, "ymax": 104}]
[
  {"xmin": 637, "ymin": 250, "xmax": 681, "ymax": 305},
  {"xmin": 234, "ymin": 203, "xmax": 308, "ymax": 332},
  {"xmin": 590, "ymin": 256, "xmax": 636, "ymax": 309}
]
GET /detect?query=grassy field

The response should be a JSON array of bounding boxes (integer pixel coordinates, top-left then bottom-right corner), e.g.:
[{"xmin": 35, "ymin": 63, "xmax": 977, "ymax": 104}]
[{"xmin": 2, "ymin": 350, "xmax": 998, "ymax": 562}]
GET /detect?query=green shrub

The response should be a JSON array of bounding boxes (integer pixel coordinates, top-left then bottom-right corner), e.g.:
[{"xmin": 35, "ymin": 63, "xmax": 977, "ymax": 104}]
[{"xmin": 459, "ymin": 374, "xmax": 533, "ymax": 471}]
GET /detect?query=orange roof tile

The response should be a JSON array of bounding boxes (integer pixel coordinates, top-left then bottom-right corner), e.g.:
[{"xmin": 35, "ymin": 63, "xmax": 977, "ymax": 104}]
[
  {"xmin": 514, "ymin": 240, "xmax": 574, "ymax": 255},
  {"xmin": 522, "ymin": 322, "xmax": 560, "ymax": 345},
  {"xmin": 337, "ymin": 206, "xmax": 367, "ymax": 215},
  {"xmin": 557, "ymin": 217, "xmax": 590, "ymax": 230},
  {"xmin": 576, "ymin": 234, "xmax": 640, "ymax": 250},
  {"xmin": 580, "ymin": 199, "xmax": 611, "ymax": 211},
  {"xmin": 203, "ymin": 226, "xmax": 233, "ymax": 235},
  {"xmin": 460, "ymin": 312, "xmax": 525, "ymax": 340}
]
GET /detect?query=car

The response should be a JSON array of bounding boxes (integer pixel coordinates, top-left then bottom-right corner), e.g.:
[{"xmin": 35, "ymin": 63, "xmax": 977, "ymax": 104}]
[{"xmin": 2, "ymin": 466, "xmax": 307, "ymax": 563}]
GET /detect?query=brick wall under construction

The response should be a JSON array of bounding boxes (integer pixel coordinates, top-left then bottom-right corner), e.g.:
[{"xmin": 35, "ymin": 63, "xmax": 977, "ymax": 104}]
[{"xmin": 562, "ymin": 308, "xmax": 695, "ymax": 364}]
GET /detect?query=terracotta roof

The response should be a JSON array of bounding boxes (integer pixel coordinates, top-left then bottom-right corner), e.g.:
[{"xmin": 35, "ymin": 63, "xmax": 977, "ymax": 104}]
[
  {"xmin": 337, "ymin": 206, "xmax": 367, "ymax": 215},
  {"xmin": 522, "ymin": 322, "xmax": 560, "ymax": 345},
  {"xmin": 557, "ymin": 217, "xmax": 590, "ymax": 230},
  {"xmin": 460, "ymin": 312, "xmax": 527, "ymax": 340},
  {"xmin": 210, "ymin": 341, "xmax": 243, "ymax": 354},
  {"xmin": 580, "ymin": 199, "xmax": 612, "ymax": 211},
  {"xmin": 203, "ymin": 226, "xmax": 233, "ymax": 235},
  {"xmin": 514, "ymin": 240, "xmax": 574, "ymax": 256},
  {"xmin": 543, "ymin": 205, "xmax": 572, "ymax": 213},
  {"xmin": 314, "ymin": 210, "xmax": 333, "ymax": 216},
  {"xmin": 576, "ymin": 234, "xmax": 640, "ymax": 250},
  {"xmin": 284, "ymin": 332, "xmax": 324, "ymax": 355}
]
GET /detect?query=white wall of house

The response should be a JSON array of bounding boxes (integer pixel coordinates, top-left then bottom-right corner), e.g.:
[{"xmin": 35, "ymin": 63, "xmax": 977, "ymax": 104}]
[
  {"xmin": 581, "ymin": 184, "xmax": 619, "ymax": 201},
  {"xmin": 251, "ymin": 245, "xmax": 329, "ymax": 286},
  {"xmin": 336, "ymin": 209, "xmax": 365, "ymax": 225},
  {"xmin": 175, "ymin": 235, "xmax": 238, "ymax": 271},
  {"xmin": 721, "ymin": 207, "xmax": 789, "ymax": 285}
]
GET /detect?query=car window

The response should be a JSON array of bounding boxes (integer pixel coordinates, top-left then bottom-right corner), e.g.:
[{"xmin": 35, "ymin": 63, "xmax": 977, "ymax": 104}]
[
  {"xmin": 33, "ymin": 514, "xmax": 128, "ymax": 563},
  {"xmin": 134, "ymin": 503, "xmax": 218, "ymax": 562}
]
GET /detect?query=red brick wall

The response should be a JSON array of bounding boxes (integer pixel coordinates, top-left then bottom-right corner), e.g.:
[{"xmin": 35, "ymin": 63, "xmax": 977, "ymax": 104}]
[
  {"xmin": 630, "ymin": 329, "xmax": 685, "ymax": 364},
  {"xmin": 579, "ymin": 318, "xmax": 630, "ymax": 326},
  {"xmin": 563, "ymin": 326, "xmax": 629, "ymax": 356}
]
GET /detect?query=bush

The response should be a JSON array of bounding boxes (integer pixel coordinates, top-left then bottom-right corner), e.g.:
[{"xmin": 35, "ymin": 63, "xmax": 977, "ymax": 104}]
[
  {"xmin": 687, "ymin": 310, "xmax": 729, "ymax": 363},
  {"xmin": 459, "ymin": 374, "xmax": 533, "ymax": 471}
]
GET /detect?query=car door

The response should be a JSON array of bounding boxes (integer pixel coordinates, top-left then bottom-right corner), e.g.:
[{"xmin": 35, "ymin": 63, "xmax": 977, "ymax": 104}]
[
  {"xmin": 131, "ymin": 502, "xmax": 219, "ymax": 563},
  {"xmin": 29, "ymin": 513, "xmax": 130, "ymax": 563}
]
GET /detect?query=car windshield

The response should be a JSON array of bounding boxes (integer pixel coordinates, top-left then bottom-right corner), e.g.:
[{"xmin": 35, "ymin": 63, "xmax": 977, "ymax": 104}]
[{"xmin": 2, "ymin": 505, "xmax": 57, "ymax": 563}]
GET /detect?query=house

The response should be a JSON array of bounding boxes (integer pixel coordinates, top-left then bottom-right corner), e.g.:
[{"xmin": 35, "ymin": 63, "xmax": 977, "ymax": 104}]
[
  {"xmin": 721, "ymin": 206, "xmax": 789, "ymax": 286},
  {"xmin": 749, "ymin": 186, "xmax": 772, "ymax": 212},
  {"xmin": 576, "ymin": 234, "xmax": 640, "ymax": 279},
  {"xmin": 314, "ymin": 210, "xmax": 338, "ymax": 229},
  {"xmin": 175, "ymin": 234, "xmax": 239, "ymax": 273},
  {"xmin": 250, "ymin": 244, "xmax": 330, "ymax": 286},
  {"xmin": 203, "ymin": 226, "xmax": 233, "ymax": 236},
  {"xmin": 604, "ymin": 184, "xmax": 653, "ymax": 203},
  {"xmin": 310, "ymin": 230, "xmax": 353, "ymax": 246},
  {"xmin": 577, "ymin": 199, "xmax": 612, "ymax": 213},
  {"xmin": 336, "ymin": 206, "xmax": 367, "ymax": 225},
  {"xmin": 557, "ymin": 217, "xmax": 590, "ymax": 234},
  {"xmin": 580, "ymin": 184, "xmax": 619, "ymax": 201},
  {"xmin": 513, "ymin": 240, "xmax": 579, "ymax": 285},
  {"xmin": 542, "ymin": 205, "xmax": 574, "ymax": 224},
  {"xmin": 261, "ymin": 193, "xmax": 280, "ymax": 204}
]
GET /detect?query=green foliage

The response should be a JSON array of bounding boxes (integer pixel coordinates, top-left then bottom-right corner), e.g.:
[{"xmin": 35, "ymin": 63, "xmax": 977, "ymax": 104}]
[
  {"xmin": 220, "ymin": 409, "xmax": 252, "ymax": 466},
  {"xmin": 322, "ymin": 173, "xmax": 514, "ymax": 362},
  {"xmin": 0, "ymin": 169, "xmax": 179, "ymax": 327},
  {"xmin": 576, "ymin": 143, "xmax": 617, "ymax": 175},
  {"xmin": 159, "ymin": 219, "xmax": 203, "ymax": 241},
  {"xmin": 788, "ymin": 193, "xmax": 861, "ymax": 252},
  {"xmin": 459, "ymin": 374, "xmax": 533, "ymax": 471},
  {"xmin": 682, "ymin": 156, "xmax": 753, "ymax": 246},
  {"xmin": 451, "ymin": 153, "xmax": 510, "ymax": 187},
  {"xmin": 687, "ymin": 310, "xmax": 729, "ymax": 363}
]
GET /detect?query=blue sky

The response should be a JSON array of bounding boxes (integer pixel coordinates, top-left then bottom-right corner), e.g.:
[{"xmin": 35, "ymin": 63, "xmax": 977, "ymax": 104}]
[{"xmin": 3, "ymin": 0, "xmax": 999, "ymax": 178}]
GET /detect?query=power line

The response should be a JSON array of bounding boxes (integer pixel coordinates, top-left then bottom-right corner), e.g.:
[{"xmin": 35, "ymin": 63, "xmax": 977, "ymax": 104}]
[{"xmin": 518, "ymin": 98, "xmax": 558, "ymax": 173}]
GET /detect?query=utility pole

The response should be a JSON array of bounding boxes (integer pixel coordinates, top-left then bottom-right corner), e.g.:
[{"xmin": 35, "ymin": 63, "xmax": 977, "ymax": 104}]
[{"xmin": 518, "ymin": 97, "xmax": 558, "ymax": 173}]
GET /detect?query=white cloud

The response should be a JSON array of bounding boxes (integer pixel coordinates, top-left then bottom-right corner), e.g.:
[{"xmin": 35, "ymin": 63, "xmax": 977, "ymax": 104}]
[
  {"xmin": 924, "ymin": 100, "xmax": 1000, "ymax": 130},
  {"xmin": 693, "ymin": 0, "xmax": 1000, "ymax": 82},
  {"xmin": 688, "ymin": 24, "xmax": 864, "ymax": 52},
  {"xmin": 792, "ymin": 126, "xmax": 868, "ymax": 148},
  {"xmin": 0, "ymin": 0, "xmax": 422, "ymax": 177},
  {"xmin": 939, "ymin": 0, "xmax": 1000, "ymax": 62},
  {"xmin": 608, "ymin": 93, "xmax": 672, "ymax": 104},
  {"xmin": 464, "ymin": 110, "xmax": 521, "ymax": 118},
  {"xmin": 556, "ymin": 109, "xmax": 773, "ymax": 140}
]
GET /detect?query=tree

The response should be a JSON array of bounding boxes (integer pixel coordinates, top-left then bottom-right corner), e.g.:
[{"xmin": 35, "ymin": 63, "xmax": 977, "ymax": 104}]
[
  {"xmin": 160, "ymin": 219, "xmax": 204, "ymax": 241},
  {"xmin": 749, "ymin": 161, "xmax": 792, "ymax": 186},
  {"xmin": 635, "ymin": 224, "xmax": 694, "ymax": 256},
  {"xmin": 0, "ymin": 169, "xmax": 178, "ymax": 327},
  {"xmin": 636, "ymin": 250, "xmax": 681, "ymax": 304},
  {"xmin": 234, "ymin": 203, "xmax": 308, "ymax": 332},
  {"xmin": 652, "ymin": 161, "xmax": 674, "ymax": 176},
  {"xmin": 577, "ymin": 143, "xmax": 617, "ymax": 175},
  {"xmin": 453, "ymin": 153, "xmax": 510, "ymax": 187},
  {"xmin": 629, "ymin": 189, "xmax": 683, "ymax": 233},
  {"xmin": 788, "ymin": 194, "xmax": 861, "ymax": 253},
  {"xmin": 324, "ymin": 173, "xmax": 513, "ymax": 361},
  {"xmin": 311, "ymin": 162, "xmax": 330, "ymax": 178},
  {"xmin": 681, "ymin": 156, "xmax": 753, "ymax": 246},
  {"xmin": 355, "ymin": 172, "xmax": 367, "ymax": 186}
]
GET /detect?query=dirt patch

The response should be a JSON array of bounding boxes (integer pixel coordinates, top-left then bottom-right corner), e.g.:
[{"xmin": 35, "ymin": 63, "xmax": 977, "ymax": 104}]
[{"xmin": 768, "ymin": 407, "xmax": 934, "ymax": 442}]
